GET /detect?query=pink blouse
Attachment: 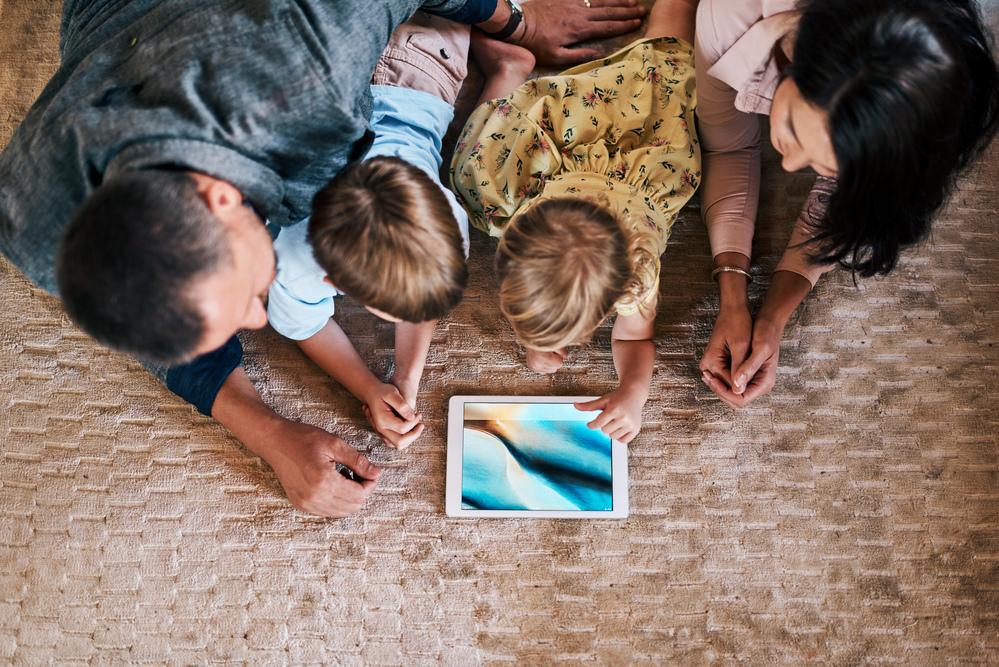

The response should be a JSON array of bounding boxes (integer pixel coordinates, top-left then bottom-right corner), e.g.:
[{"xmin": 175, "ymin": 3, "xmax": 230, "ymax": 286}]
[{"xmin": 695, "ymin": 0, "xmax": 835, "ymax": 286}]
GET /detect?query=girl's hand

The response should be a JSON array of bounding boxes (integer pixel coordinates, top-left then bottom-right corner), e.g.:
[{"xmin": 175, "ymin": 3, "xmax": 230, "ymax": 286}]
[
  {"xmin": 526, "ymin": 347, "xmax": 567, "ymax": 374},
  {"xmin": 699, "ymin": 300, "xmax": 753, "ymax": 406},
  {"xmin": 361, "ymin": 383, "xmax": 424, "ymax": 450},
  {"xmin": 575, "ymin": 388, "xmax": 647, "ymax": 444}
]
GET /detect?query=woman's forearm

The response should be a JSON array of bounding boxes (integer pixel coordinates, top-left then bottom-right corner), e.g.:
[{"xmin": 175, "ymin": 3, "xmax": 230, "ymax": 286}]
[
  {"xmin": 714, "ymin": 250, "xmax": 751, "ymax": 310},
  {"xmin": 757, "ymin": 270, "xmax": 813, "ymax": 330}
]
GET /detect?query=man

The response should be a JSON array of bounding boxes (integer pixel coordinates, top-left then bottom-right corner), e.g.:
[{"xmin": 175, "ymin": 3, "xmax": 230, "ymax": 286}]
[{"xmin": 0, "ymin": 0, "xmax": 647, "ymax": 517}]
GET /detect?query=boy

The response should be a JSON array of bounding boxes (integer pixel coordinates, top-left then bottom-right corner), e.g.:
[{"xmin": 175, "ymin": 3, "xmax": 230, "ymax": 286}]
[{"xmin": 267, "ymin": 14, "xmax": 471, "ymax": 449}]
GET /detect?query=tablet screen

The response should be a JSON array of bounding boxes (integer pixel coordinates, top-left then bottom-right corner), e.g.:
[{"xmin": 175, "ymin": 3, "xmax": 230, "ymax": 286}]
[{"xmin": 461, "ymin": 402, "xmax": 613, "ymax": 512}]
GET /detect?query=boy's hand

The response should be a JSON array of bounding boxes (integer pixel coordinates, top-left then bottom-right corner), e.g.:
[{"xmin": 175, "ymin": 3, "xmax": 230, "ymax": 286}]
[
  {"xmin": 574, "ymin": 387, "xmax": 647, "ymax": 444},
  {"xmin": 362, "ymin": 382, "xmax": 424, "ymax": 450},
  {"xmin": 389, "ymin": 373, "xmax": 420, "ymax": 413}
]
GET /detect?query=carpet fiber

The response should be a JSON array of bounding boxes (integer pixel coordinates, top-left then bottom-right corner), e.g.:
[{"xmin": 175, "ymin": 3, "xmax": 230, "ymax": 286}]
[{"xmin": 1, "ymin": 0, "xmax": 997, "ymax": 663}]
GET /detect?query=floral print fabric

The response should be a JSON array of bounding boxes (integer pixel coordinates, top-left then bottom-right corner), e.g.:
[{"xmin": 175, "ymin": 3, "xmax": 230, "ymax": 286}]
[{"xmin": 451, "ymin": 36, "xmax": 701, "ymax": 315}]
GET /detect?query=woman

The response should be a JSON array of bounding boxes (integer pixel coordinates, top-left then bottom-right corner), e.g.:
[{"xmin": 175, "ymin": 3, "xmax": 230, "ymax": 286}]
[{"xmin": 696, "ymin": 0, "xmax": 999, "ymax": 408}]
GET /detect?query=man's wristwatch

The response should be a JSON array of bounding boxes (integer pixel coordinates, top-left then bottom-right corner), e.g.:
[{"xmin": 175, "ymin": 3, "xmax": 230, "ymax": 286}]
[{"xmin": 481, "ymin": 0, "xmax": 524, "ymax": 41}]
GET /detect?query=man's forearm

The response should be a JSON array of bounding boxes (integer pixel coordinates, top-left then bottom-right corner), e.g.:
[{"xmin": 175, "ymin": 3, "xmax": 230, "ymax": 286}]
[
  {"xmin": 211, "ymin": 367, "xmax": 285, "ymax": 461},
  {"xmin": 421, "ymin": 0, "xmax": 499, "ymax": 25}
]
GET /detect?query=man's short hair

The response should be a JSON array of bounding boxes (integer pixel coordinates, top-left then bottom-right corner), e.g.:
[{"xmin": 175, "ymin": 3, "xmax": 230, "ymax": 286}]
[
  {"xmin": 309, "ymin": 156, "xmax": 467, "ymax": 322},
  {"xmin": 57, "ymin": 170, "xmax": 228, "ymax": 365}
]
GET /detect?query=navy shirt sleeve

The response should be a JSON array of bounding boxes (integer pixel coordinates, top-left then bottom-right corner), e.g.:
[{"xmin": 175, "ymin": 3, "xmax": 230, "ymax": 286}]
[
  {"xmin": 422, "ymin": 0, "xmax": 497, "ymax": 24},
  {"xmin": 165, "ymin": 336, "xmax": 244, "ymax": 416}
]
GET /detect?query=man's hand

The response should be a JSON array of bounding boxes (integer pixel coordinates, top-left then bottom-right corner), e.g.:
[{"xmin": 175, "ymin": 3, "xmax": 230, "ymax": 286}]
[
  {"xmin": 517, "ymin": 0, "xmax": 646, "ymax": 65},
  {"xmin": 361, "ymin": 382, "xmax": 424, "ymax": 450},
  {"xmin": 526, "ymin": 347, "xmax": 567, "ymax": 374},
  {"xmin": 213, "ymin": 367, "xmax": 381, "ymax": 518},
  {"xmin": 575, "ymin": 386, "xmax": 647, "ymax": 444},
  {"xmin": 264, "ymin": 418, "xmax": 382, "ymax": 517}
]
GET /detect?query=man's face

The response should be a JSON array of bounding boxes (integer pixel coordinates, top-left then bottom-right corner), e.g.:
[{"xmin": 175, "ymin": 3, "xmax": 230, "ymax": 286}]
[{"xmin": 182, "ymin": 174, "xmax": 277, "ymax": 358}]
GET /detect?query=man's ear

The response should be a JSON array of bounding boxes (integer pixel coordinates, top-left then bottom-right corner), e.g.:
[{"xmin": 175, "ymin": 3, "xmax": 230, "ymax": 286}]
[{"xmin": 189, "ymin": 173, "xmax": 244, "ymax": 222}]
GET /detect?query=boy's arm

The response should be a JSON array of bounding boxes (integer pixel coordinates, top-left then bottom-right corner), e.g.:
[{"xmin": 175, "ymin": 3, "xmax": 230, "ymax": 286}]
[
  {"xmin": 297, "ymin": 319, "xmax": 424, "ymax": 449},
  {"xmin": 391, "ymin": 320, "xmax": 437, "ymax": 409},
  {"xmin": 574, "ymin": 304, "xmax": 656, "ymax": 444}
]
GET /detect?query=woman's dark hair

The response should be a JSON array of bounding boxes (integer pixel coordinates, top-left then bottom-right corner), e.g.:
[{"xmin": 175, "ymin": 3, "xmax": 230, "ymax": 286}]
[{"xmin": 791, "ymin": 0, "xmax": 999, "ymax": 276}]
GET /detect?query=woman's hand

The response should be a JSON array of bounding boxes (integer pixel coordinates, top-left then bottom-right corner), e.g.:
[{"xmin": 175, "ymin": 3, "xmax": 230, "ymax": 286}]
[
  {"xmin": 701, "ymin": 269, "xmax": 810, "ymax": 409},
  {"xmin": 575, "ymin": 386, "xmax": 647, "ymax": 444},
  {"xmin": 701, "ymin": 312, "xmax": 782, "ymax": 409},
  {"xmin": 700, "ymin": 300, "xmax": 753, "ymax": 399},
  {"xmin": 700, "ymin": 257, "xmax": 754, "ymax": 407},
  {"xmin": 730, "ymin": 318, "xmax": 783, "ymax": 404}
]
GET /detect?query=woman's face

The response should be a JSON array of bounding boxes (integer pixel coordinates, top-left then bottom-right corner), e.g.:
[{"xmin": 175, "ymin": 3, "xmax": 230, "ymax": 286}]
[{"xmin": 769, "ymin": 77, "xmax": 839, "ymax": 178}]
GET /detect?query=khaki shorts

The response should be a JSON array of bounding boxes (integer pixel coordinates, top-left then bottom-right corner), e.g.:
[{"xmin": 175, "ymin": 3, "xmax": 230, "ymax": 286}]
[{"xmin": 371, "ymin": 12, "xmax": 470, "ymax": 106}]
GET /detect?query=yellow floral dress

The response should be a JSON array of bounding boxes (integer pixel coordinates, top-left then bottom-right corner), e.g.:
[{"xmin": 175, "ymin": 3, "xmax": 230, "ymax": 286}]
[{"xmin": 450, "ymin": 36, "xmax": 701, "ymax": 315}]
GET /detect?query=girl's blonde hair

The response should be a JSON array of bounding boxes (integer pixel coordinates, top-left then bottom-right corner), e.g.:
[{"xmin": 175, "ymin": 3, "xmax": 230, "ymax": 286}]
[{"xmin": 496, "ymin": 196, "xmax": 658, "ymax": 352}]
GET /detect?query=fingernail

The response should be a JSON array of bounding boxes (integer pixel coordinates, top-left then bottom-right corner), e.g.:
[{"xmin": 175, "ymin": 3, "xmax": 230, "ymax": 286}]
[{"xmin": 736, "ymin": 374, "xmax": 746, "ymax": 386}]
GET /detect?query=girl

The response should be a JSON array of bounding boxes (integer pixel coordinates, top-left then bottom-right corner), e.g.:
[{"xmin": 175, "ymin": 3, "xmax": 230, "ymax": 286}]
[
  {"xmin": 695, "ymin": 0, "xmax": 999, "ymax": 408},
  {"xmin": 451, "ymin": 0, "xmax": 700, "ymax": 443}
]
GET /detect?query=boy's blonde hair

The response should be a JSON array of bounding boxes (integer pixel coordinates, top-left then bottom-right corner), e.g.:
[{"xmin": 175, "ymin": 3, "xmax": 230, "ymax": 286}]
[
  {"xmin": 309, "ymin": 156, "xmax": 468, "ymax": 322},
  {"xmin": 496, "ymin": 197, "xmax": 657, "ymax": 352}
]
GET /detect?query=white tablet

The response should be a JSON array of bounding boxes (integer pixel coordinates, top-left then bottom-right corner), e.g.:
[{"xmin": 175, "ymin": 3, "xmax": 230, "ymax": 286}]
[{"xmin": 445, "ymin": 396, "xmax": 629, "ymax": 519}]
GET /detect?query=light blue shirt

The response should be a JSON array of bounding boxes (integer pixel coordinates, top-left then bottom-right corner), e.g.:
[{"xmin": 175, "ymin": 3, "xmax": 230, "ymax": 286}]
[{"xmin": 267, "ymin": 85, "xmax": 470, "ymax": 341}]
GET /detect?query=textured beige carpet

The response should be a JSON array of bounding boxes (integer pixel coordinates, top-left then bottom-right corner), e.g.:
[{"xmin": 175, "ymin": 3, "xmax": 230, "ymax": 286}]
[{"xmin": 1, "ymin": 0, "xmax": 998, "ymax": 663}]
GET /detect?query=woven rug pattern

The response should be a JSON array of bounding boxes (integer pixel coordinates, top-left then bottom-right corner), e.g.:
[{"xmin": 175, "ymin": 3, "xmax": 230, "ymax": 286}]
[{"xmin": 1, "ymin": 1, "xmax": 997, "ymax": 663}]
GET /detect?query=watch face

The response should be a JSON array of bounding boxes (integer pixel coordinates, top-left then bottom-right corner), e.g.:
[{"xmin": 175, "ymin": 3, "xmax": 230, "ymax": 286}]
[{"xmin": 509, "ymin": 0, "xmax": 523, "ymax": 14}]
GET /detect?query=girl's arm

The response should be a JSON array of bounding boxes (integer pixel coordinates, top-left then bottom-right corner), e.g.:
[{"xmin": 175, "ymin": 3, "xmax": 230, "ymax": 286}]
[{"xmin": 574, "ymin": 304, "xmax": 656, "ymax": 444}]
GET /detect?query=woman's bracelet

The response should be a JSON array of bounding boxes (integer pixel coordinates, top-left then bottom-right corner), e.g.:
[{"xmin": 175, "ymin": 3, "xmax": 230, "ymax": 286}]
[{"xmin": 711, "ymin": 266, "xmax": 753, "ymax": 283}]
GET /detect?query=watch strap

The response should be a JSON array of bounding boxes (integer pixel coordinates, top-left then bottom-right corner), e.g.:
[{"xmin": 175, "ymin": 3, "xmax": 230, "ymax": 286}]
[{"xmin": 481, "ymin": 0, "xmax": 523, "ymax": 40}]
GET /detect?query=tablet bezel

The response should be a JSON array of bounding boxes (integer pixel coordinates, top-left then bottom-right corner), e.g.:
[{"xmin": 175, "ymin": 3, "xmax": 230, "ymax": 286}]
[{"xmin": 445, "ymin": 395, "xmax": 629, "ymax": 519}]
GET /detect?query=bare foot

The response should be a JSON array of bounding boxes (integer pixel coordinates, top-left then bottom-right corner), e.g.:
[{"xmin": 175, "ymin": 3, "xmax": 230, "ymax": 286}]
[{"xmin": 471, "ymin": 31, "xmax": 536, "ymax": 80}]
